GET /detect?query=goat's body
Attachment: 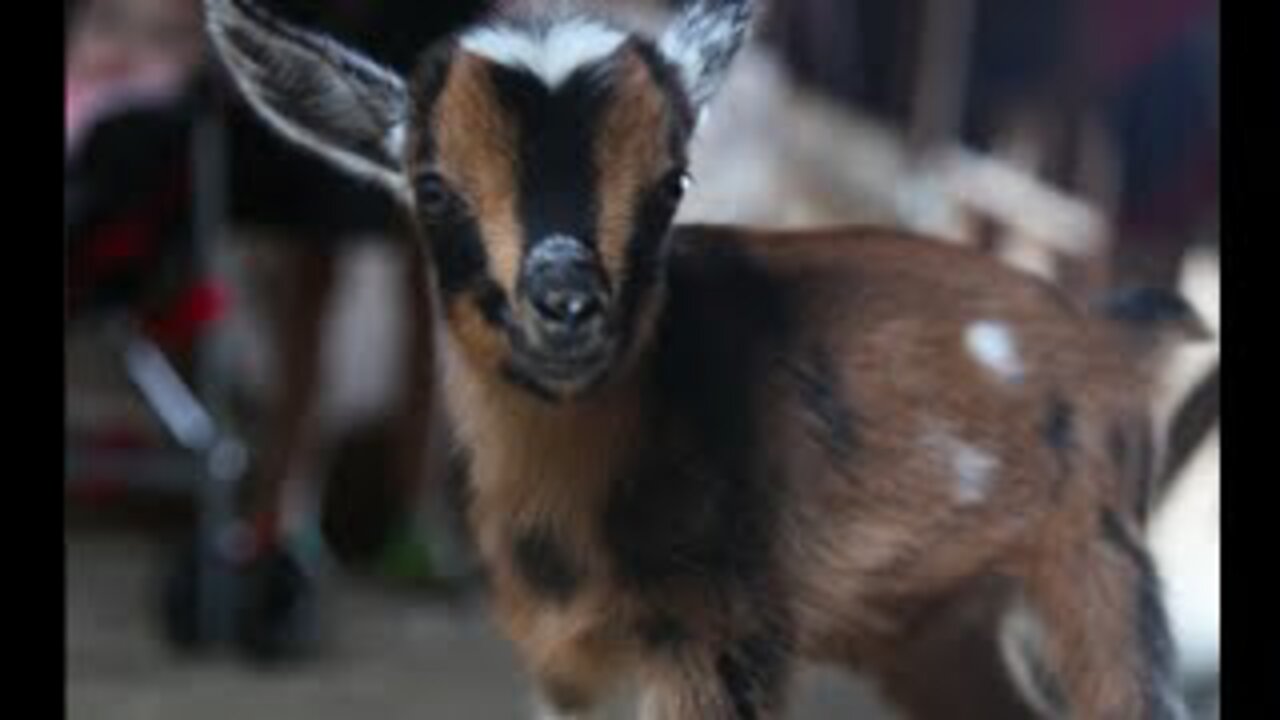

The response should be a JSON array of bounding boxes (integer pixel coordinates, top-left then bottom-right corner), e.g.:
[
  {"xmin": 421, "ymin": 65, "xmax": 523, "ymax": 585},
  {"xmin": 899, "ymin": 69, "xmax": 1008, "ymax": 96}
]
[
  {"xmin": 208, "ymin": 1, "xmax": 1193, "ymax": 712},
  {"xmin": 446, "ymin": 225, "xmax": 1176, "ymax": 718}
]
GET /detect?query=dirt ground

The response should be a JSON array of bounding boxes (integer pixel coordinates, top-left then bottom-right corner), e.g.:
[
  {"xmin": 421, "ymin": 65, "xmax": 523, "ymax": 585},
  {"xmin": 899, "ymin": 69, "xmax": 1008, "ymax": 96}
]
[{"xmin": 65, "ymin": 530, "xmax": 893, "ymax": 720}]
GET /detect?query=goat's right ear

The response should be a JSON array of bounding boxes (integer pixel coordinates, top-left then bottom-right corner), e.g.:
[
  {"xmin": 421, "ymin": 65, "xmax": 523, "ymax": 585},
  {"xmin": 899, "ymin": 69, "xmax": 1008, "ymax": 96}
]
[
  {"xmin": 658, "ymin": 0, "xmax": 755, "ymax": 117},
  {"xmin": 206, "ymin": 0, "xmax": 412, "ymax": 202}
]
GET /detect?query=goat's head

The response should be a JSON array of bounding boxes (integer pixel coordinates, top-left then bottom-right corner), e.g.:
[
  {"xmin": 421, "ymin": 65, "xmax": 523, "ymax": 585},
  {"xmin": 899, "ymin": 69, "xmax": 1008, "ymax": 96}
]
[{"xmin": 207, "ymin": 0, "xmax": 755, "ymax": 399}]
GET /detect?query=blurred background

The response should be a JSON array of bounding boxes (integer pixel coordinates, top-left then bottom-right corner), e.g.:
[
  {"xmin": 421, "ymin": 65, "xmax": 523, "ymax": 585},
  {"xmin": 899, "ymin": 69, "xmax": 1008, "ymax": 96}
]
[{"xmin": 65, "ymin": 0, "xmax": 1219, "ymax": 717}]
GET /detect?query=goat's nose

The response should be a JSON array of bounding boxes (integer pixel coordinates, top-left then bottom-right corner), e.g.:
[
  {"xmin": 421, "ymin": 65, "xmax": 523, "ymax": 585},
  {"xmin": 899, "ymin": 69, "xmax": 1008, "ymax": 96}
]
[
  {"xmin": 531, "ymin": 287, "xmax": 603, "ymax": 328},
  {"xmin": 523, "ymin": 236, "xmax": 605, "ymax": 330}
]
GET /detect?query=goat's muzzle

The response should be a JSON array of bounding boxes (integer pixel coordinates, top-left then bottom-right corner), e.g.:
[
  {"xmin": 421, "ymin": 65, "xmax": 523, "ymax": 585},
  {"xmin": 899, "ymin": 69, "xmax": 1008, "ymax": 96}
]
[{"xmin": 512, "ymin": 236, "xmax": 614, "ymax": 394}]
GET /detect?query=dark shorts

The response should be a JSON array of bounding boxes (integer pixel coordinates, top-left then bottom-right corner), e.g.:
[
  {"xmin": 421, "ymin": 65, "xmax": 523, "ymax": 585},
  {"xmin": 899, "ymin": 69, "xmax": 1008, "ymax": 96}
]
[
  {"xmin": 221, "ymin": 0, "xmax": 494, "ymax": 244},
  {"xmin": 225, "ymin": 99, "xmax": 401, "ymax": 243}
]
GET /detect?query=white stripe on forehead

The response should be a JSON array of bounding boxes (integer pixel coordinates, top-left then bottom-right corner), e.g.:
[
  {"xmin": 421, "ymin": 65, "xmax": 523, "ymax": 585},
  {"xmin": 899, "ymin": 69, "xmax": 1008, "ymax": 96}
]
[{"xmin": 460, "ymin": 18, "xmax": 627, "ymax": 89}]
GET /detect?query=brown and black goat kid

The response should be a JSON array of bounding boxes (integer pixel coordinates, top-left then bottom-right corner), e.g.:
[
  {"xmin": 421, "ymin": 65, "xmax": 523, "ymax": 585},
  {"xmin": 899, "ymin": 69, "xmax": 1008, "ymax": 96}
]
[{"xmin": 207, "ymin": 0, "xmax": 1206, "ymax": 717}]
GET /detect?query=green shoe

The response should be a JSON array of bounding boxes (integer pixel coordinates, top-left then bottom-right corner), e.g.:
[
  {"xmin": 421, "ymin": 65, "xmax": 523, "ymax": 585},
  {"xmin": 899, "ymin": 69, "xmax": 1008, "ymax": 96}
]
[
  {"xmin": 374, "ymin": 522, "xmax": 438, "ymax": 582},
  {"xmin": 373, "ymin": 520, "xmax": 482, "ymax": 593}
]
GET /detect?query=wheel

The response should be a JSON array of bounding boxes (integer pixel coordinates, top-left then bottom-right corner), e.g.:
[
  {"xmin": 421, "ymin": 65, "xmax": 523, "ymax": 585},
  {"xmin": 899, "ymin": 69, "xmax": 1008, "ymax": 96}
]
[
  {"xmin": 158, "ymin": 534, "xmax": 239, "ymax": 653},
  {"xmin": 234, "ymin": 541, "xmax": 324, "ymax": 664}
]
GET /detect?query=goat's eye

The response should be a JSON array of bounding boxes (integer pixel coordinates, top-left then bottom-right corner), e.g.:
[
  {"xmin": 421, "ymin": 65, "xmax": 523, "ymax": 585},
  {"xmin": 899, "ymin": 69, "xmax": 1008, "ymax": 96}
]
[
  {"xmin": 415, "ymin": 171, "xmax": 457, "ymax": 220},
  {"xmin": 658, "ymin": 168, "xmax": 692, "ymax": 206}
]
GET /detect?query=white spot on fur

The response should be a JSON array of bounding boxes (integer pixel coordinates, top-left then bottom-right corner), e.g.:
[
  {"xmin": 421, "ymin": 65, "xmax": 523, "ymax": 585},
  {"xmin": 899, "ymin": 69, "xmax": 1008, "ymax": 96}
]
[
  {"xmin": 965, "ymin": 320, "xmax": 1024, "ymax": 381},
  {"xmin": 951, "ymin": 441, "xmax": 998, "ymax": 504},
  {"xmin": 922, "ymin": 422, "xmax": 998, "ymax": 504},
  {"xmin": 461, "ymin": 19, "xmax": 626, "ymax": 88}
]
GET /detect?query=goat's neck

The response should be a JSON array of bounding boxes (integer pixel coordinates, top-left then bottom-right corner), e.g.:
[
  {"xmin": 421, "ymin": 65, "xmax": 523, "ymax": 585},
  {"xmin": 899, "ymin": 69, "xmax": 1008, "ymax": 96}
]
[{"xmin": 440, "ymin": 335, "xmax": 653, "ymax": 529}]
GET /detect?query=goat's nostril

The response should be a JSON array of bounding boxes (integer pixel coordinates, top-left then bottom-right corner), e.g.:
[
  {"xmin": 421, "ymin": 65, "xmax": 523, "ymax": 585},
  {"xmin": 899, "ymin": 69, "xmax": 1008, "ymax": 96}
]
[{"xmin": 534, "ymin": 289, "xmax": 602, "ymax": 327}]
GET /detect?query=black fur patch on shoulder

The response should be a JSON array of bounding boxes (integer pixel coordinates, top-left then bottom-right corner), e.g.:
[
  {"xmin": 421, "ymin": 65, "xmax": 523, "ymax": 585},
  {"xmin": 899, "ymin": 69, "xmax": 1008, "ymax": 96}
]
[
  {"xmin": 604, "ymin": 235, "xmax": 791, "ymax": 589},
  {"xmin": 512, "ymin": 526, "xmax": 582, "ymax": 603}
]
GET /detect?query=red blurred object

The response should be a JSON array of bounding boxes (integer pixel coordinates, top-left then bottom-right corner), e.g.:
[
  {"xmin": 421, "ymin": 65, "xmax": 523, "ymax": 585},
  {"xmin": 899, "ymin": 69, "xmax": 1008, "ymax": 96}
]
[
  {"xmin": 70, "ymin": 427, "xmax": 148, "ymax": 505},
  {"xmin": 143, "ymin": 280, "xmax": 230, "ymax": 351},
  {"xmin": 79, "ymin": 213, "xmax": 153, "ymax": 275}
]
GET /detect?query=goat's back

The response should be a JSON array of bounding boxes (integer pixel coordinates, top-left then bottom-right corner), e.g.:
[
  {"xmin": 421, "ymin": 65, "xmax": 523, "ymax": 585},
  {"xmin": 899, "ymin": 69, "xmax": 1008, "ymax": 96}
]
[{"xmin": 662, "ymin": 224, "xmax": 1154, "ymax": 659}]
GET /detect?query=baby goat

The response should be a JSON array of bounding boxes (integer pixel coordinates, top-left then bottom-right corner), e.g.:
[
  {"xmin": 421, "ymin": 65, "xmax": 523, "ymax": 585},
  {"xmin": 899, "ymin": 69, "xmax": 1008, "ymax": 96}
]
[{"xmin": 207, "ymin": 0, "xmax": 1206, "ymax": 716}]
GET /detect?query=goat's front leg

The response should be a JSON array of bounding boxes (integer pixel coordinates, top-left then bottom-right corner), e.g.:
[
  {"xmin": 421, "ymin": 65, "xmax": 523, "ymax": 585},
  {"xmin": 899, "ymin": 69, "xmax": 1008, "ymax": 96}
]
[
  {"xmin": 530, "ymin": 669, "xmax": 616, "ymax": 720},
  {"xmin": 1005, "ymin": 509, "xmax": 1188, "ymax": 719},
  {"xmin": 637, "ymin": 629, "xmax": 794, "ymax": 720}
]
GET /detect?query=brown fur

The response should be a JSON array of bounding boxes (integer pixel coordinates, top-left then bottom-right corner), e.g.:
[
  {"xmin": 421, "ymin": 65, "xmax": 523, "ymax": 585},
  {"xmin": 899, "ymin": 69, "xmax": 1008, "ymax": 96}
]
[
  {"xmin": 207, "ymin": 2, "xmax": 1187, "ymax": 713},
  {"xmin": 442, "ymin": 225, "xmax": 1181, "ymax": 718},
  {"xmin": 595, "ymin": 47, "xmax": 678, "ymax": 293},
  {"xmin": 430, "ymin": 53, "xmax": 526, "ymax": 299}
]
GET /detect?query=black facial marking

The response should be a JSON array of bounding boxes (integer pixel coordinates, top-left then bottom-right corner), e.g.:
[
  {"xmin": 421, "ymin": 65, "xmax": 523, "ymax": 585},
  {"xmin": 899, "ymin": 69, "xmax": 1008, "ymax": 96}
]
[
  {"xmin": 487, "ymin": 62, "xmax": 613, "ymax": 250},
  {"xmin": 407, "ymin": 45, "xmax": 508, "ymax": 316},
  {"xmin": 474, "ymin": 278, "xmax": 510, "ymax": 327},
  {"xmin": 1042, "ymin": 394, "xmax": 1074, "ymax": 484},
  {"xmin": 716, "ymin": 620, "xmax": 792, "ymax": 720},
  {"xmin": 787, "ymin": 346, "xmax": 858, "ymax": 466},
  {"xmin": 613, "ymin": 178, "xmax": 681, "ymax": 359},
  {"xmin": 1099, "ymin": 509, "xmax": 1179, "ymax": 718},
  {"xmin": 512, "ymin": 526, "xmax": 581, "ymax": 603},
  {"xmin": 426, "ymin": 212, "xmax": 489, "ymax": 298},
  {"xmin": 409, "ymin": 41, "xmax": 457, "ymax": 160},
  {"xmin": 605, "ymin": 234, "xmax": 791, "ymax": 589}
]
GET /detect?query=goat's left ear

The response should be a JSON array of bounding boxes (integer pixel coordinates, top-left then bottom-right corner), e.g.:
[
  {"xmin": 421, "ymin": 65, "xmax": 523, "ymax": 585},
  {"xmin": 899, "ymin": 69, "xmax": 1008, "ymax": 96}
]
[
  {"xmin": 206, "ymin": 0, "xmax": 411, "ymax": 202},
  {"xmin": 658, "ymin": 0, "xmax": 755, "ymax": 116}
]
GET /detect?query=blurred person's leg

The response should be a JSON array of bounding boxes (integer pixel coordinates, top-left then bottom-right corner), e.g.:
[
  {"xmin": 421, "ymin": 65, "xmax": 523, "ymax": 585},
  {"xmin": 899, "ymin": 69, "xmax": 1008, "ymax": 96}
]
[
  {"xmin": 373, "ymin": 225, "xmax": 449, "ymax": 584},
  {"xmin": 225, "ymin": 83, "xmax": 450, "ymax": 591},
  {"xmin": 248, "ymin": 245, "xmax": 337, "ymax": 553}
]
